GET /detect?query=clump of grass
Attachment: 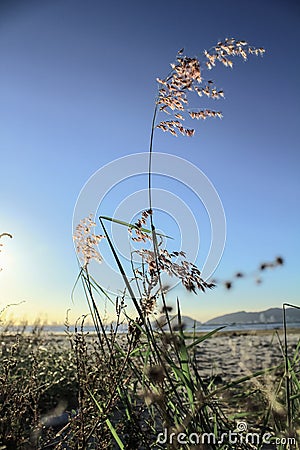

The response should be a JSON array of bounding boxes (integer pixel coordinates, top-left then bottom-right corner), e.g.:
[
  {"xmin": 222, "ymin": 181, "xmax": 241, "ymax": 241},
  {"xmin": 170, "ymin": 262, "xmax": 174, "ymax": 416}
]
[
  {"xmin": 0, "ymin": 323, "xmax": 78, "ymax": 448},
  {"xmin": 69, "ymin": 38, "xmax": 299, "ymax": 449},
  {"xmin": 0, "ymin": 319, "xmax": 298, "ymax": 448},
  {"xmin": 0, "ymin": 37, "xmax": 298, "ymax": 449}
]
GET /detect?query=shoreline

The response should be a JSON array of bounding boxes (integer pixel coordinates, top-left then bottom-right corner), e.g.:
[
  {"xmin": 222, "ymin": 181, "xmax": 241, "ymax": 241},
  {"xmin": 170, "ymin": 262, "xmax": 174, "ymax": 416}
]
[{"xmin": 1, "ymin": 326, "xmax": 299, "ymax": 338}]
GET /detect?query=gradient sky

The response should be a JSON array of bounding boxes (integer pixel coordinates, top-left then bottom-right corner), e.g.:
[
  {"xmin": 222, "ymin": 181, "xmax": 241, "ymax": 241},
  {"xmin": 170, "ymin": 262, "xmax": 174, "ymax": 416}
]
[{"xmin": 0, "ymin": 0, "xmax": 299, "ymax": 325}]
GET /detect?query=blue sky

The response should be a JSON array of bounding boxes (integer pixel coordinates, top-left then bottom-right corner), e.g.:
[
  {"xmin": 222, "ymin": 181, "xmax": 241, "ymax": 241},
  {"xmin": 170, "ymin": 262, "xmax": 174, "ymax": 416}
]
[{"xmin": 0, "ymin": 0, "xmax": 299, "ymax": 324}]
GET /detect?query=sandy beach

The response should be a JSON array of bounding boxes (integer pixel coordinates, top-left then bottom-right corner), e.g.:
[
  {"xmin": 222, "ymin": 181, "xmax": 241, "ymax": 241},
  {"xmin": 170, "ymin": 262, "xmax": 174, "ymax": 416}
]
[
  {"xmin": 190, "ymin": 328, "xmax": 299, "ymax": 380},
  {"xmin": 38, "ymin": 327, "xmax": 299, "ymax": 380},
  {"xmin": 1, "ymin": 326, "xmax": 299, "ymax": 448},
  {"xmin": 3, "ymin": 326, "xmax": 298, "ymax": 378}
]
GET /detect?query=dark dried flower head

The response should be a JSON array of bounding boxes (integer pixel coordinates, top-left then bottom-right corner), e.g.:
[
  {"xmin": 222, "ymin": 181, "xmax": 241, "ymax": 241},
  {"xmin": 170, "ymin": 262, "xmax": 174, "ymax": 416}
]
[
  {"xmin": 161, "ymin": 333, "xmax": 182, "ymax": 351},
  {"xmin": 224, "ymin": 281, "xmax": 232, "ymax": 290},
  {"xmin": 173, "ymin": 322, "xmax": 186, "ymax": 332},
  {"xmin": 235, "ymin": 272, "xmax": 244, "ymax": 278},
  {"xmin": 259, "ymin": 256, "xmax": 284, "ymax": 272},
  {"xmin": 146, "ymin": 365, "xmax": 165, "ymax": 384},
  {"xmin": 160, "ymin": 305, "xmax": 173, "ymax": 314}
]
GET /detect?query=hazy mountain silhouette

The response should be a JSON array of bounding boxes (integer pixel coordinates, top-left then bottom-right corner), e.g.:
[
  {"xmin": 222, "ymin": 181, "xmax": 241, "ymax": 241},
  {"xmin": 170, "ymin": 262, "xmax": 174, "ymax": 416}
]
[
  {"xmin": 107, "ymin": 307, "xmax": 300, "ymax": 332},
  {"xmin": 204, "ymin": 307, "xmax": 300, "ymax": 325}
]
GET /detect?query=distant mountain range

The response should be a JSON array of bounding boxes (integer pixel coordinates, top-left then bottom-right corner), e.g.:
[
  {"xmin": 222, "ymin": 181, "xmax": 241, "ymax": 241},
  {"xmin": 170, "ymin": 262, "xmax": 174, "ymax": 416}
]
[
  {"xmin": 100, "ymin": 307, "xmax": 300, "ymax": 333},
  {"xmin": 151, "ymin": 307, "xmax": 300, "ymax": 329},
  {"xmin": 204, "ymin": 307, "xmax": 300, "ymax": 325}
]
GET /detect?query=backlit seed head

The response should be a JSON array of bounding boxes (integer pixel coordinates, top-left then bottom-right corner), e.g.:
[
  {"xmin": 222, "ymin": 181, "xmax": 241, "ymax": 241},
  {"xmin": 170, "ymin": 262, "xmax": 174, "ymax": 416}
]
[
  {"xmin": 156, "ymin": 40, "xmax": 264, "ymax": 138},
  {"xmin": 73, "ymin": 215, "xmax": 105, "ymax": 267}
]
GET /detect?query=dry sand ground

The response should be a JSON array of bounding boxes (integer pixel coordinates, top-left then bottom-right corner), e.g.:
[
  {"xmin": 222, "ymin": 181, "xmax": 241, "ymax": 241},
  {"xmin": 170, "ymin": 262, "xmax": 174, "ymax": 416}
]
[
  {"xmin": 42, "ymin": 327, "xmax": 299, "ymax": 379},
  {"xmin": 191, "ymin": 329, "xmax": 299, "ymax": 380}
]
